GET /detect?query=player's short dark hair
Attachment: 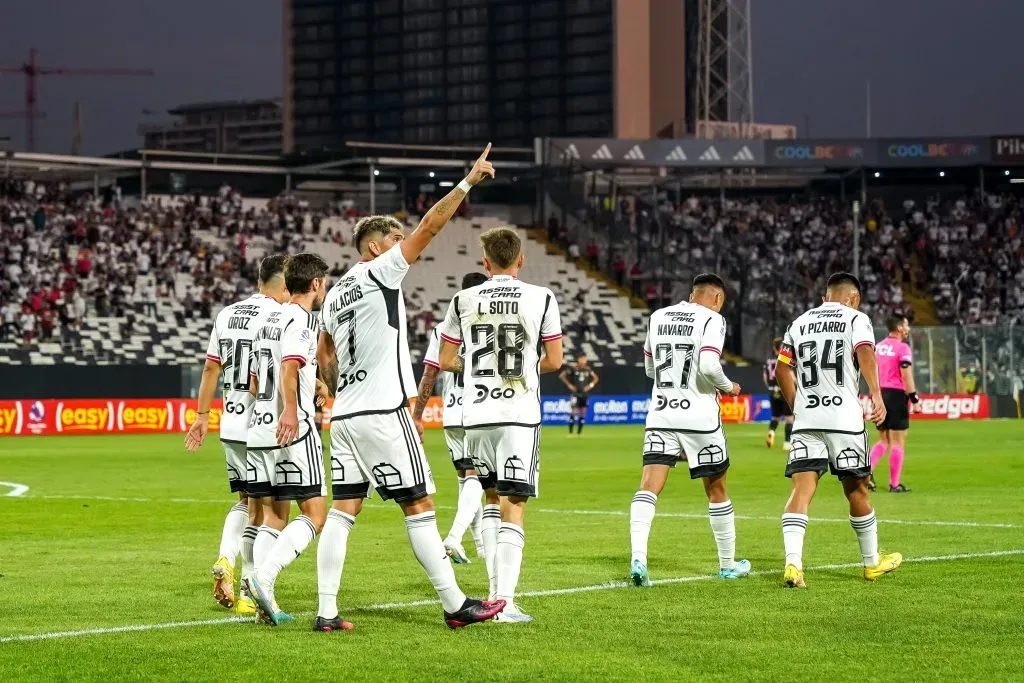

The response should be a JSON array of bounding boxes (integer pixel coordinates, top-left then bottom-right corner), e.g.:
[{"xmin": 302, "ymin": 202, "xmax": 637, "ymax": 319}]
[
  {"xmin": 886, "ymin": 313, "xmax": 908, "ymax": 332},
  {"xmin": 692, "ymin": 273, "xmax": 726, "ymax": 292},
  {"xmin": 352, "ymin": 215, "xmax": 403, "ymax": 254},
  {"xmin": 284, "ymin": 253, "xmax": 328, "ymax": 294},
  {"xmin": 462, "ymin": 272, "xmax": 488, "ymax": 289},
  {"xmin": 826, "ymin": 271, "xmax": 862, "ymax": 292},
  {"xmin": 773, "ymin": 336, "xmax": 783, "ymax": 351},
  {"xmin": 258, "ymin": 254, "xmax": 287, "ymax": 285},
  {"xmin": 479, "ymin": 227, "xmax": 521, "ymax": 269}
]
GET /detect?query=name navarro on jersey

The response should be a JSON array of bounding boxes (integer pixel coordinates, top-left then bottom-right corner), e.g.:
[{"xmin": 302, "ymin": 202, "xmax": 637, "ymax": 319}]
[
  {"xmin": 657, "ymin": 311, "xmax": 696, "ymax": 336},
  {"xmin": 800, "ymin": 321, "xmax": 847, "ymax": 335},
  {"xmin": 227, "ymin": 304, "xmax": 262, "ymax": 330}
]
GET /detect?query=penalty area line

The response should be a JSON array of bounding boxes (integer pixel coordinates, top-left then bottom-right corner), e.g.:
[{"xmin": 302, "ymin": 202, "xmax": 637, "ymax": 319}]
[{"xmin": 1, "ymin": 548, "xmax": 1021, "ymax": 644}]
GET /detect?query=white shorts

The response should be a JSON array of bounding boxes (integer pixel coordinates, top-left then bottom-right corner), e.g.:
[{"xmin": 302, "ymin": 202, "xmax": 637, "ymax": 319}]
[
  {"xmin": 785, "ymin": 430, "xmax": 869, "ymax": 480},
  {"xmin": 464, "ymin": 425, "xmax": 541, "ymax": 498},
  {"xmin": 222, "ymin": 441, "xmax": 247, "ymax": 493},
  {"xmin": 329, "ymin": 408, "xmax": 435, "ymax": 503},
  {"xmin": 444, "ymin": 427, "xmax": 473, "ymax": 471},
  {"xmin": 642, "ymin": 427, "xmax": 730, "ymax": 480},
  {"xmin": 246, "ymin": 427, "xmax": 325, "ymax": 500}
]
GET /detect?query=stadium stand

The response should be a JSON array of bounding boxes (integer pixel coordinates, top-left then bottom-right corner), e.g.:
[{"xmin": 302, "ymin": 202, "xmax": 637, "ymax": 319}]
[
  {"xmin": 0, "ymin": 180, "xmax": 645, "ymax": 366},
  {"xmin": 3, "ymin": 172, "xmax": 1020, "ymax": 367}
]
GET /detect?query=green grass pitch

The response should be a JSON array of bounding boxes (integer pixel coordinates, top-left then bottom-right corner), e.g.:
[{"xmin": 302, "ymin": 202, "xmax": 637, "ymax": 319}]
[{"xmin": 1, "ymin": 421, "xmax": 1022, "ymax": 681}]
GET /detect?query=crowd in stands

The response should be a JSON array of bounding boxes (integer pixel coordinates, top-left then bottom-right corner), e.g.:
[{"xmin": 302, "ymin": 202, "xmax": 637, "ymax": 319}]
[{"xmin": 556, "ymin": 188, "xmax": 1024, "ymax": 330}]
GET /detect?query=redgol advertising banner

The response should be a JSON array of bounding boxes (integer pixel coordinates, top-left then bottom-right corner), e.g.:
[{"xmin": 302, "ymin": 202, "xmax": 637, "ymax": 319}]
[{"xmin": 859, "ymin": 394, "xmax": 989, "ymax": 420}]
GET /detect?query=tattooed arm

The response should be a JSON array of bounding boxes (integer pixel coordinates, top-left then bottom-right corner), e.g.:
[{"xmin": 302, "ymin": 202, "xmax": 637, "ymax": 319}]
[
  {"xmin": 400, "ymin": 143, "xmax": 495, "ymax": 264},
  {"xmin": 413, "ymin": 364, "xmax": 439, "ymax": 423}
]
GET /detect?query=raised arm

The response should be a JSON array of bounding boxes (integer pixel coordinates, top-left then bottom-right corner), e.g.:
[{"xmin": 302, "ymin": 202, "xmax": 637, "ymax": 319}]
[
  {"xmin": 400, "ymin": 143, "xmax": 495, "ymax": 264},
  {"xmin": 413, "ymin": 364, "xmax": 440, "ymax": 424}
]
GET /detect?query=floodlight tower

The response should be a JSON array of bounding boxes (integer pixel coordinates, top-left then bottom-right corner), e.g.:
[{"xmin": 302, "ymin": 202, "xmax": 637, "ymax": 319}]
[{"xmin": 693, "ymin": 0, "xmax": 755, "ymax": 135}]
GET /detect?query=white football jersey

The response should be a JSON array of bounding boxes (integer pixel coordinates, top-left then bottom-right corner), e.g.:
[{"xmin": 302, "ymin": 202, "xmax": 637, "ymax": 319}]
[
  {"xmin": 436, "ymin": 275, "xmax": 562, "ymax": 428},
  {"xmin": 322, "ymin": 247, "xmax": 417, "ymax": 419},
  {"xmin": 778, "ymin": 302, "xmax": 875, "ymax": 433},
  {"xmin": 423, "ymin": 327, "xmax": 464, "ymax": 427},
  {"xmin": 643, "ymin": 301, "xmax": 727, "ymax": 432},
  {"xmin": 246, "ymin": 302, "xmax": 320, "ymax": 449},
  {"xmin": 204, "ymin": 293, "xmax": 280, "ymax": 442}
]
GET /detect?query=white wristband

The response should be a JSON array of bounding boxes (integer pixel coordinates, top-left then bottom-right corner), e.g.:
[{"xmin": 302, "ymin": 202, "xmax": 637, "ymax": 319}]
[{"xmin": 457, "ymin": 179, "xmax": 473, "ymax": 194}]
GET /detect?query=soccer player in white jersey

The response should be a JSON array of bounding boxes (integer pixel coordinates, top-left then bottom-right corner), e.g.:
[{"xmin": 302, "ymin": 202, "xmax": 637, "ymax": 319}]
[
  {"xmin": 628, "ymin": 273, "xmax": 751, "ymax": 587},
  {"xmin": 438, "ymin": 228, "xmax": 564, "ymax": 624},
  {"xmin": 185, "ymin": 254, "xmax": 290, "ymax": 615},
  {"xmin": 315, "ymin": 144, "xmax": 505, "ymax": 631},
  {"xmin": 416, "ymin": 271, "xmax": 490, "ymax": 566},
  {"xmin": 243, "ymin": 253, "xmax": 331, "ymax": 625},
  {"xmin": 775, "ymin": 272, "xmax": 902, "ymax": 589}
]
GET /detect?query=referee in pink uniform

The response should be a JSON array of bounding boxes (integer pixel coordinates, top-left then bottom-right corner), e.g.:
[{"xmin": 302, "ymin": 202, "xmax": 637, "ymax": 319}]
[{"xmin": 868, "ymin": 314, "xmax": 918, "ymax": 493}]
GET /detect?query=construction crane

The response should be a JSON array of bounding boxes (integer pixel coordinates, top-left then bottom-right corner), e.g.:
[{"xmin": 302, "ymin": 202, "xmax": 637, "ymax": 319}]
[{"xmin": 0, "ymin": 48, "xmax": 153, "ymax": 151}]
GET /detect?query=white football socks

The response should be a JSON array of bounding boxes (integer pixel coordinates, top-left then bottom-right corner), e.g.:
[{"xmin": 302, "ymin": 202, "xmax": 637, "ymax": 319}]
[
  {"xmin": 317, "ymin": 509, "xmax": 356, "ymax": 619},
  {"xmin": 256, "ymin": 515, "xmax": 317, "ymax": 590},
  {"xmin": 781, "ymin": 512, "xmax": 809, "ymax": 570},
  {"xmin": 495, "ymin": 522, "xmax": 525, "ymax": 609},
  {"xmin": 480, "ymin": 503, "xmax": 501, "ymax": 599},
  {"xmin": 218, "ymin": 502, "xmax": 248, "ymax": 562},
  {"xmin": 253, "ymin": 525, "xmax": 280, "ymax": 569},
  {"xmin": 404, "ymin": 511, "xmax": 466, "ymax": 613},
  {"xmin": 470, "ymin": 502, "xmax": 485, "ymax": 556},
  {"xmin": 630, "ymin": 491, "xmax": 657, "ymax": 565},
  {"xmin": 849, "ymin": 511, "xmax": 880, "ymax": 567},
  {"xmin": 446, "ymin": 475, "xmax": 483, "ymax": 546},
  {"xmin": 241, "ymin": 525, "xmax": 258, "ymax": 579},
  {"xmin": 708, "ymin": 500, "xmax": 737, "ymax": 570}
]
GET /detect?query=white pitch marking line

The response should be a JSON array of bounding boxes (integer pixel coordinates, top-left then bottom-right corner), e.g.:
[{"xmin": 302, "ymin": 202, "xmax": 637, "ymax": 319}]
[
  {"xmin": 1, "ymin": 549, "xmax": 1021, "ymax": 644},
  {"xmin": 0, "ymin": 482, "xmax": 29, "ymax": 497},
  {"xmin": 9, "ymin": 495, "xmax": 1021, "ymax": 529}
]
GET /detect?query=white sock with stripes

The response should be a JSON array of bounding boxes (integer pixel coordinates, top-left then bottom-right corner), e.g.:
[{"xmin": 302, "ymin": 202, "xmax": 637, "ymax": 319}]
[
  {"xmin": 782, "ymin": 512, "xmax": 809, "ymax": 570},
  {"xmin": 630, "ymin": 491, "xmax": 657, "ymax": 565},
  {"xmin": 708, "ymin": 500, "xmax": 736, "ymax": 570},
  {"xmin": 256, "ymin": 515, "xmax": 317, "ymax": 590},
  {"xmin": 405, "ymin": 511, "xmax": 466, "ymax": 613},
  {"xmin": 241, "ymin": 525, "xmax": 259, "ymax": 579},
  {"xmin": 317, "ymin": 509, "xmax": 356, "ymax": 619},
  {"xmin": 849, "ymin": 511, "xmax": 879, "ymax": 567},
  {"xmin": 218, "ymin": 502, "xmax": 248, "ymax": 563},
  {"xmin": 252, "ymin": 525, "xmax": 279, "ymax": 570}
]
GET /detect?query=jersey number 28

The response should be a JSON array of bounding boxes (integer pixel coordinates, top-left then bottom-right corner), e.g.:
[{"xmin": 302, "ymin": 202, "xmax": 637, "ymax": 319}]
[{"xmin": 470, "ymin": 323, "xmax": 525, "ymax": 378}]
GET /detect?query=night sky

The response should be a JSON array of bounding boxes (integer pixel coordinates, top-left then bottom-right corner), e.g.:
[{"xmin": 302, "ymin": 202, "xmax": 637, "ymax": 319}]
[{"xmin": 2, "ymin": 0, "xmax": 1023, "ymax": 155}]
